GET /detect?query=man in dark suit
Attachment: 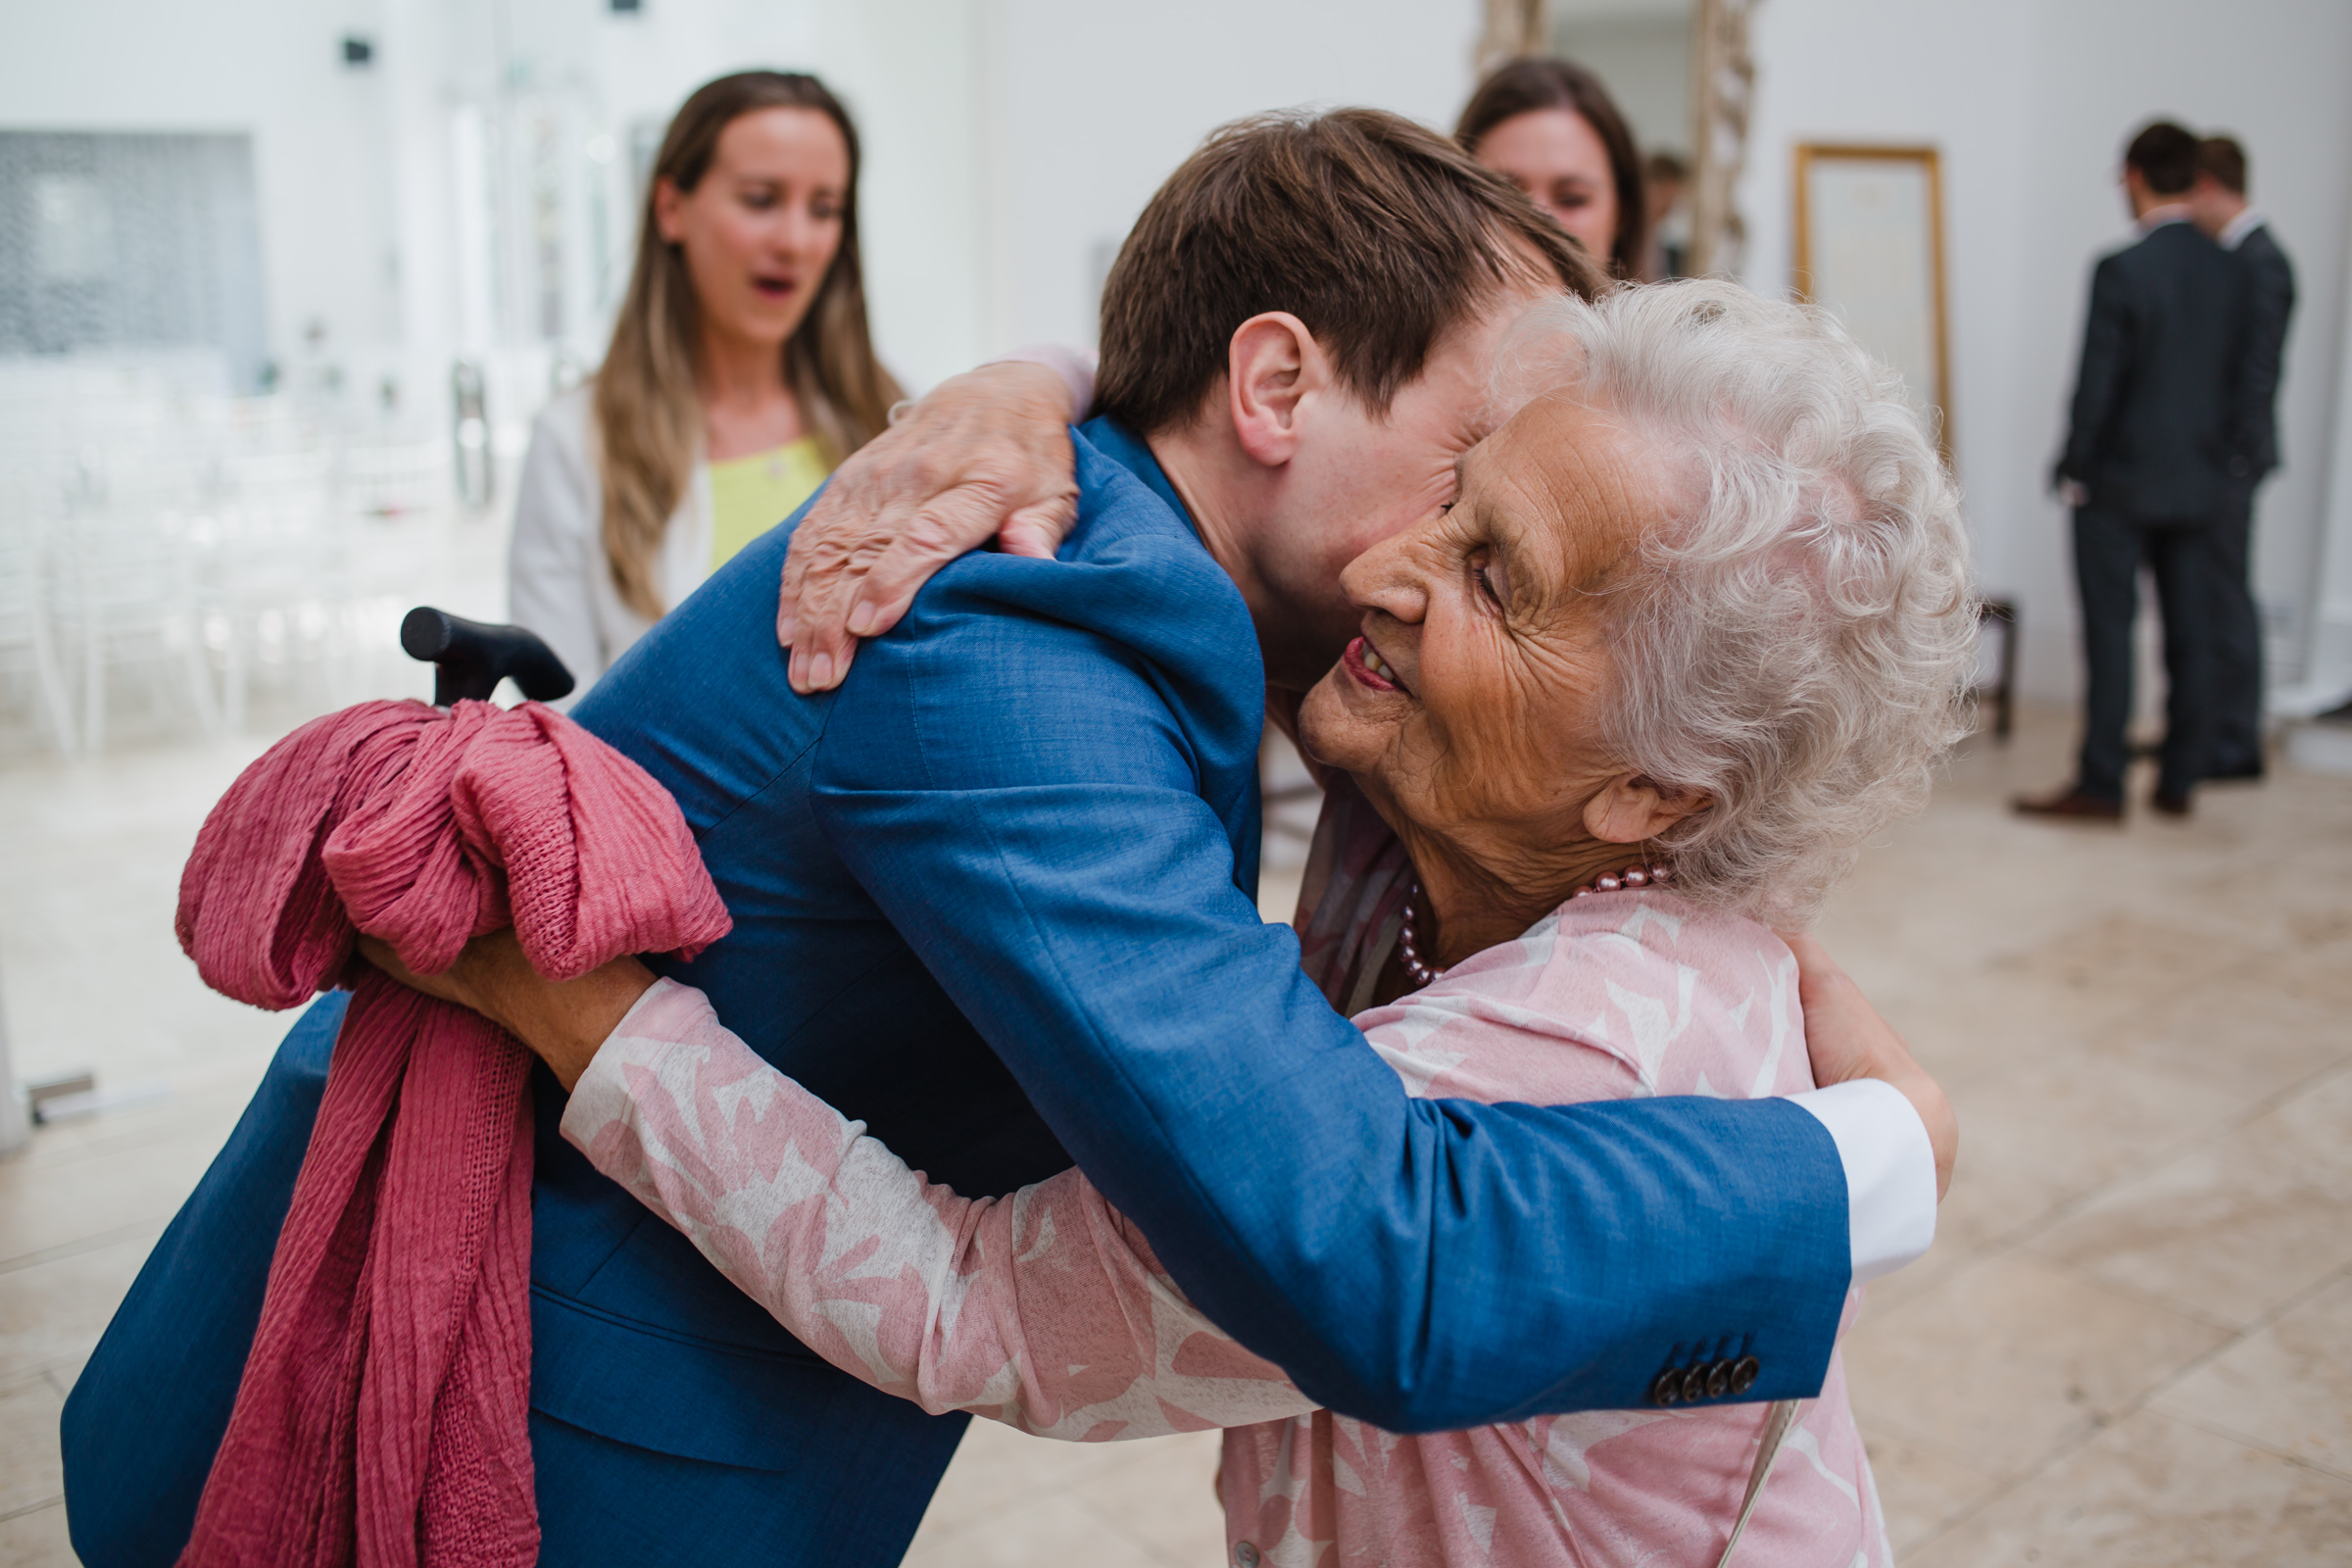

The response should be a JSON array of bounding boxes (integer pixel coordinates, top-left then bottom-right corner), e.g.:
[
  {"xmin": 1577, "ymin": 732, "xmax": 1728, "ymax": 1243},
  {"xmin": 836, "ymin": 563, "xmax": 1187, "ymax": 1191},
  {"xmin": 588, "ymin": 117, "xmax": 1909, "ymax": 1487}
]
[
  {"xmin": 2191, "ymin": 134, "xmax": 2296, "ymax": 780},
  {"xmin": 2018, "ymin": 122, "xmax": 2247, "ymax": 821}
]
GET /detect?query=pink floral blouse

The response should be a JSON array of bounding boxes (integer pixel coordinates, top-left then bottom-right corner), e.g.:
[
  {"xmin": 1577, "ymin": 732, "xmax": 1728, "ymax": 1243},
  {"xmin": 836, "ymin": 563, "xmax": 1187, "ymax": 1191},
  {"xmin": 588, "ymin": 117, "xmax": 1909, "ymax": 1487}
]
[{"xmin": 564, "ymin": 780, "xmax": 1892, "ymax": 1566}]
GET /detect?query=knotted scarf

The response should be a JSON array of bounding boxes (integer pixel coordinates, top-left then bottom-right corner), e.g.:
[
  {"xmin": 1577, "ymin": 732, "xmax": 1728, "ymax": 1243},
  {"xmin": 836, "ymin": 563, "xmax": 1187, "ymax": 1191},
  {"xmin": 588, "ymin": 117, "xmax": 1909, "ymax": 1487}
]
[{"xmin": 172, "ymin": 699, "xmax": 731, "ymax": 1567}]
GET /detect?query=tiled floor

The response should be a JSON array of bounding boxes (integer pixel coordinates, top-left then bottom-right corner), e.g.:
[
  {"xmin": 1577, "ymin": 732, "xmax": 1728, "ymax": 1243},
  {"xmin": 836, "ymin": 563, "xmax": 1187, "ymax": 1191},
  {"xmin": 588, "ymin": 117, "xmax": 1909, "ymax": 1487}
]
[{"xmin": 1, "ymin": 703, "xmax": 2347, "ymax": 1564}]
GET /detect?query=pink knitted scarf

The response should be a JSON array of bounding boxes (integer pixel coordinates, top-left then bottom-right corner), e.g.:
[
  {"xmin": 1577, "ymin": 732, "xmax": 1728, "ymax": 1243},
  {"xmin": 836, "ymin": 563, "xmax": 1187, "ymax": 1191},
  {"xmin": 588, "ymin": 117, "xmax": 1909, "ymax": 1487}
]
[{"xmin": 172, "ymin": 699, "xmax": 731, "ymax": 1568}]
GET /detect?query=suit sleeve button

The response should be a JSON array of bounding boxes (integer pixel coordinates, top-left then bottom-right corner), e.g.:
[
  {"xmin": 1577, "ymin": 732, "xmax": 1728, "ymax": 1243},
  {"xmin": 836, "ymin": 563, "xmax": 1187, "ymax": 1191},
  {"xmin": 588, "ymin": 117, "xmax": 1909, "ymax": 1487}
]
[
  {"xmin": 1729, "ymin": 1355, "xmax": 1760, "ymax": 1395},
  {"xmin": 1648, "ymin": 1369, "xmax": 1684, "ymax": 1405},
  {"xmin": 1681, "ymin": 1365, "xmax": 1712, "ymax": 1402},
  {"xmin": 1705, "ymin": 1360, "xmax": 1732, "ymax": 1397}
]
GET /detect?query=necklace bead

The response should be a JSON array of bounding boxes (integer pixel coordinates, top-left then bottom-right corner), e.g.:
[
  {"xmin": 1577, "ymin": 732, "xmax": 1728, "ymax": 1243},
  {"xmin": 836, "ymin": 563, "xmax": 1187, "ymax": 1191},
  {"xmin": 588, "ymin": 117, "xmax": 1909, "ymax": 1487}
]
[{"xmin": 1397, "ymin": 861, "xmax": 1673, "ymax": 992}]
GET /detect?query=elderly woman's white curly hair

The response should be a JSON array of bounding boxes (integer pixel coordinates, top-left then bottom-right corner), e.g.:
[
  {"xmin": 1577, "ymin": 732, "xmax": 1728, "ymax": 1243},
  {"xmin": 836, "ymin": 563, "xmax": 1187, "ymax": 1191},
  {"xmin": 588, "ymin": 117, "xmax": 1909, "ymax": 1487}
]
[{"xmin": 1500, "ymin": 279, "xmax": 1979, "ymax": 927}]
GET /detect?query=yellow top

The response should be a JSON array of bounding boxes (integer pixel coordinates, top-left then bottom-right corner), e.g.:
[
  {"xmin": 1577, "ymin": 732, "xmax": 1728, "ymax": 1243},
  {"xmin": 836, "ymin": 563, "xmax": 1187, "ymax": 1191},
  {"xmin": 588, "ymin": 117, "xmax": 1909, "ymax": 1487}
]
[{"xmin": 708, "ymin": 438, "xmax": 831, "ymax": 570}]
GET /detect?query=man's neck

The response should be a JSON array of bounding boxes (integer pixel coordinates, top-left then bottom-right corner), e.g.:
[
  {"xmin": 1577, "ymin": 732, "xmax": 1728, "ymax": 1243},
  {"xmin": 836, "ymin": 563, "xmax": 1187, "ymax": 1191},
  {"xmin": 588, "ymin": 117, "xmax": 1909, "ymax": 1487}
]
[
  {"xmin": 1144, "ymin": 422, "xmax": 1332, "ymax": 692},
  {"xmin": 2134, "ymin": 200, "xmax": 2193, "ymax": 234}
]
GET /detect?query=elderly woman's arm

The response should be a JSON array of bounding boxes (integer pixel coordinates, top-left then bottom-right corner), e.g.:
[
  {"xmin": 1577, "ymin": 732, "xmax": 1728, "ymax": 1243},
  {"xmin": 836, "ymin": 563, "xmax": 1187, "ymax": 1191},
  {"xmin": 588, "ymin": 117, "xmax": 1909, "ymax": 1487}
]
[{"xmin": 561, "ymin": 976, "xmax": 1316, "ymax": 1439}]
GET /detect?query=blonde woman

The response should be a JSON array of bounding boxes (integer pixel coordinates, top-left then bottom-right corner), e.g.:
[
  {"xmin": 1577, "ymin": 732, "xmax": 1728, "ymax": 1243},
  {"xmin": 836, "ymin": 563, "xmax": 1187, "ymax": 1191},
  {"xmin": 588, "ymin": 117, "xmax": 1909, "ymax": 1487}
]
[{"xmin": 510, "ymin": 71, "xmax": 901, "ymax": 689}]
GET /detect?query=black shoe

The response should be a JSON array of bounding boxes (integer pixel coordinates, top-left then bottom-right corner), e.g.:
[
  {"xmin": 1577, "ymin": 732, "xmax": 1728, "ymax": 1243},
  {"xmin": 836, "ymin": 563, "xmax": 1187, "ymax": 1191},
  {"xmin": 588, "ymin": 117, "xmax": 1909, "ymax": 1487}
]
[
  {"xmin": 2204, "ymin": 759, "xmax": 2266, "ymax": 783},
  {"xmin": 2151, "ymin": 786, "xmax": 2193, "ymax": 817},
  {"xmin": 2013, "ymin": 785, "xmax": 2125, "ymax": 822}
]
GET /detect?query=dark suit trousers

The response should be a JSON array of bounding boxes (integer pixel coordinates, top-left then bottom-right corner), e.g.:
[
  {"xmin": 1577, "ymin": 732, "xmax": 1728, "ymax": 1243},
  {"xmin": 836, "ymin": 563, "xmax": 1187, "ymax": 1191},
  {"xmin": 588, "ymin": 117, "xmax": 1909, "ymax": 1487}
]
[
  {"xmin": 2208, "ymin": 497, "xmax": 2265, "ymax": 774},
  {"xmin": 2073, "ymin": 505, "xmax": 2229, "ymax": 799}
]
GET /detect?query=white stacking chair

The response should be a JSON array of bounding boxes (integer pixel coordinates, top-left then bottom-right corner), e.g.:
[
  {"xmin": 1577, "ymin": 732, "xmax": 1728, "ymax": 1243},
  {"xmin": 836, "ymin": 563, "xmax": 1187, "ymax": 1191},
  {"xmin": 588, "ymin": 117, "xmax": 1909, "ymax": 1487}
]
[
  {"xmin": 57, "ymin": 505, "xmax": 220, "ymax": 754},
  {"xmin": 209, "ymin": 429, "xmax": 355, "ymax": 732},
  {"xmin": 0, "ymin": 520, "xmax": 76, "ymax": 755}
]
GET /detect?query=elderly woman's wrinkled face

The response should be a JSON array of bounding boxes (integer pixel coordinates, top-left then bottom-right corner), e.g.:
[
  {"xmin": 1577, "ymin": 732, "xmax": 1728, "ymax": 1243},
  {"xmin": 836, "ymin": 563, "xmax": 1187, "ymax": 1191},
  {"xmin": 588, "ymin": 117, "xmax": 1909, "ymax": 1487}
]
[{"xmin": 1298, "ymin": 393, "xmax": 1676, "ymax": 885}]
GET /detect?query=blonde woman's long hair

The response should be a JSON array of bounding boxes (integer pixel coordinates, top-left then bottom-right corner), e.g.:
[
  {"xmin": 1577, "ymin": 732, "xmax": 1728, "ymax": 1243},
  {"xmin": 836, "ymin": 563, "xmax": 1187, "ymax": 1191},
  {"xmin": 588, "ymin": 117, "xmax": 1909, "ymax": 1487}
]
[{"xmin": 594, "ymin": 71, "xmax": 902, "ymax": 619}]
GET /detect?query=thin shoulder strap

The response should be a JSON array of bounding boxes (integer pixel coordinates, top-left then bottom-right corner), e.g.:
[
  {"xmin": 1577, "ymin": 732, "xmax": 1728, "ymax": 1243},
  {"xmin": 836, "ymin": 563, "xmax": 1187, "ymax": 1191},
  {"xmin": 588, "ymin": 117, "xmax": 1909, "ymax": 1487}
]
[{"xmin": 1713, "ymin": 1398, "xmax": 1802, "ymax": 1568}]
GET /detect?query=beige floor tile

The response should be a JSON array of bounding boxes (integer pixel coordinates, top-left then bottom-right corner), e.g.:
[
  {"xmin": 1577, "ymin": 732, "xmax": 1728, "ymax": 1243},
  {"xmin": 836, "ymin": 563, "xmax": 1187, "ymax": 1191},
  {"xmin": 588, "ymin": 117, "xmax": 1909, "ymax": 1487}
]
[
  {"xmin": 2258, "ymin": 933, "xmax": 2352, "ymax": 1012},
  {"xmin": 902, "ymin": 1476, "xmax": 1198, "ymax": 1568},
  {"xmin": 1907, "ymin": 1408, "xmax": 2352, "ymax": 1568},
  {"xmin": 0, "ymin": 1123, "xmax": 233, "ymax": 1266},
  {"xmin": 1855, "ymin": 1232, "xmax": 1983, "ymax": 1318},
  {"xmin": 2028, "ymin": 1076, "xmax": 2352, "ymax": 1328},
  {"xmin": 2082, "ymin": 980, "xmax": 2352, "ymax": 1100},
  {"xmin": 1073, "ymin": 1433, "xmax": 1227, "ymax": 1566},
  {"xmin": 0, "ymin": 1231, "xmax": 158, "ymax": 1383},
  {"xmin": 1931, "ymin": 1056, "xmax": 2237, "ymax": 1253},
  {"xmin": 1857, "ymin": 1426, "xmax": 2000, "ymax": 1556},
  {"xmin": 2153, "ymin": 1272, "xmax": 2352, "ymax": 1481},
  {"xmin": 1841, "ymin": 1252, "xmax": 2227, "ymax": 1482},
  {"xmin": 905, "ymin": 1419, "xmax": 1223, "ymax": 1566},
  {"xmin": 37, "ymin": 1360, "xmax": 83, "ymax": 1403},
  {"xmin": 0, "ymin": 1376, "xmax": 63, "ymax": 1518},
  {"xmin": 0, "ymin": 1504, "xmax": 75, "ymax": 1568},
  {"xmin": 2262, "ymin": 1069, "xmax": 2352, "ymax": 1180},
  {"xmin": 909, "ymin": 1415, "xmax": 1148, "ymax": 1538},
  {"xmin": 1986, "ymin": 909, "xmax": 2265, "ymax": 1021},
  {"xmin": 10, "ymin": 1073, "xmax": 259, "ymax": 1176}
]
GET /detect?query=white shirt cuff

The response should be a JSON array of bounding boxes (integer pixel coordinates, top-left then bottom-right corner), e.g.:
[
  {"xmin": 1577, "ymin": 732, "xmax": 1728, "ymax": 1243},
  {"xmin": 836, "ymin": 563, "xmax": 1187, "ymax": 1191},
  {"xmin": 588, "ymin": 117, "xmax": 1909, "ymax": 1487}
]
[{"xmin": 1788, "ymin": 1079, "xmax": 1938, "ymax": 1283}]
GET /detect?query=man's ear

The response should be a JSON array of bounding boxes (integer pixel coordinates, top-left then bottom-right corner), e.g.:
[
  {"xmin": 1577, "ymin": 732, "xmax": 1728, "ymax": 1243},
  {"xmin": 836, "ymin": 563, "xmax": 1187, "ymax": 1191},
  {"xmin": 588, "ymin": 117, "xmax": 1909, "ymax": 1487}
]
[
  {"xmin": 1225, "ymin": 313, "xmax": 1329, "ymax": 469},
  {"xmin": 1584, "ymin": 772, "xmax": 1711, "ymax": 846}
]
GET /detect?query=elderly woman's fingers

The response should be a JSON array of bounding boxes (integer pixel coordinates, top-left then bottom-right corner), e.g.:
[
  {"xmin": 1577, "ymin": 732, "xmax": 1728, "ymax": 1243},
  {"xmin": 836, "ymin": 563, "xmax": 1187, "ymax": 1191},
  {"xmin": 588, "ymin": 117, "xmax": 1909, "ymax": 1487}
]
[
  {"xmin": 356, "ymin": 935, "xmax": 471, "ymax": 1010},
  {"xmin": 361, "ymin": 929, "xmax": 657, "ymax": 1091},
  {"xmin": 997, "ymin": 497, "xmax": 1080, "ymax": 561},
  {"xmin": 776, "ymin": 362, "xmax": 1079, "ymax": 692}
]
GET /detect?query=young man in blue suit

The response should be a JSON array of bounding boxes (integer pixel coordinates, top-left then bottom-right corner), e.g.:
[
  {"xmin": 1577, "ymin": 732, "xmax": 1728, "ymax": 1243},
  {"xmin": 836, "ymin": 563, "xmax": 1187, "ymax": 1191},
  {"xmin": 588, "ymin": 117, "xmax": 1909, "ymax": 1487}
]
[{"xmin": 66, "ymin": 110, "xmax": 1949, "ymax": 1566}]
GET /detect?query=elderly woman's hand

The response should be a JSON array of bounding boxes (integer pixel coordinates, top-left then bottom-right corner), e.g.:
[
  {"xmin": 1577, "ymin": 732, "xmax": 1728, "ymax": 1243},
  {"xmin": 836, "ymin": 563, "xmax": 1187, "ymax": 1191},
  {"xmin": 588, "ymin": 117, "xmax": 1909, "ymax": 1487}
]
[
  {"xmin": 357, "ymin": 930, "xmax": 656, "ymax": 1093},
  {"xmin": 1783, "ymin": 933, "xmax": 1957, "ymax": 1201},
  {"xmin": 776, "ymin": 360, "xmax": 1083, "ymax": 693}
]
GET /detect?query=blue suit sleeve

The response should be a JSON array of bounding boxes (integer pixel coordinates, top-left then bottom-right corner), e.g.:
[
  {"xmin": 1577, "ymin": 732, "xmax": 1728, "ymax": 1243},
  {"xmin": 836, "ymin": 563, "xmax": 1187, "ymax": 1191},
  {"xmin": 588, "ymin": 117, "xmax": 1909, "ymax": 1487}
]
[{"xmin": 810, "ymin": 550, "xmax": 1849, "ymax": 1431}]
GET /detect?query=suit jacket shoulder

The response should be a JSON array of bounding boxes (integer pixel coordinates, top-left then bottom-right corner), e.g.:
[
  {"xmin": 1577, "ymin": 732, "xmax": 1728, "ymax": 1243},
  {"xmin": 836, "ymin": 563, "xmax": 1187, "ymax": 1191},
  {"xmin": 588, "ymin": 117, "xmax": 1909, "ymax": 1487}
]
[
  {"xmin": 2061, "ymin": 220, "xmax": 2247, "ymax": 516},
  {"xmin": 815, "ymin": 426, "xmax": 1265, "ymax": 808}
]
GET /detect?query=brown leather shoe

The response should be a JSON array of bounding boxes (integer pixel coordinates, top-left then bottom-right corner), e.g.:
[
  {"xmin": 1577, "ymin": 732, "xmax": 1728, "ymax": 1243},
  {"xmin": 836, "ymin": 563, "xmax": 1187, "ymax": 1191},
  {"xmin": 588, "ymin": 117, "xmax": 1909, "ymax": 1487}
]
[
  {"xmin": 2151, "ymin": 786, "xmax": 2193, "ymax": 817},
  {"xmin": 2011, "ymin": 785, "xmax": 2125, "ymax": 821}
]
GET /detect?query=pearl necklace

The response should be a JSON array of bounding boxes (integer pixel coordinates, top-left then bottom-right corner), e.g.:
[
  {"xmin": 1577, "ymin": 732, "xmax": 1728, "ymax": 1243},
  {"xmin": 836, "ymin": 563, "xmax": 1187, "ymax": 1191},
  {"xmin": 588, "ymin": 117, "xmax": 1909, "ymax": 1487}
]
[{"xmin": 1396, "ymin": 861, "xmax": 1674, "ymax": 991}]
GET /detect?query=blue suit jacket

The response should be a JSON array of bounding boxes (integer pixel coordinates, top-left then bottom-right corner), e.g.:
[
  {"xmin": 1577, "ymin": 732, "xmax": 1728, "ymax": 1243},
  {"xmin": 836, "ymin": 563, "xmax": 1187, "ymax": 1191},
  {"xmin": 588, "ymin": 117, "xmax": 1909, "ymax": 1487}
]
[{"xmin": 65, "ymin": 420, "xmax": 1849, "ymax": 1566}]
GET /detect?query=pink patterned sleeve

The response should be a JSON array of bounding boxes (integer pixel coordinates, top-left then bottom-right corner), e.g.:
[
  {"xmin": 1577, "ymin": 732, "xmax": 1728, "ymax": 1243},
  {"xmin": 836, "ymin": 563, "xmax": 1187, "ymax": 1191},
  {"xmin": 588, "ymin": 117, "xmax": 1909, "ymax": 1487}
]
[
  {"xmin": 560, "ymin": 978, "xmax": 1313, "ymax": 1441},
  {"xmin": 990, "ymin": 344, "xmax": 1097, "ymax": 419}
]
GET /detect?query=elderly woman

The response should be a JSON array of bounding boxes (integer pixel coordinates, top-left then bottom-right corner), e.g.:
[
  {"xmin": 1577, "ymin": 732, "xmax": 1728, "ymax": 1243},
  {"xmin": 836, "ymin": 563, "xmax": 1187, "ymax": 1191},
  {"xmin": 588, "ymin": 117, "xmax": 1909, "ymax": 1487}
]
[{"xmin": 391, "ymin": 281, "xmax": 1973, "ymax": 1566}]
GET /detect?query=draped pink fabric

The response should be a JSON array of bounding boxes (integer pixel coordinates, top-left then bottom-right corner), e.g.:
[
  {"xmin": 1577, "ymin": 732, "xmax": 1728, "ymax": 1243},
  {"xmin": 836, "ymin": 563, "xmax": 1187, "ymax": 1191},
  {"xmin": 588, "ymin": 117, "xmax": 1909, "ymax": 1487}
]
[{"xmin": 172, "ymin": 698, "xmax": 732, "ymax": 1568}]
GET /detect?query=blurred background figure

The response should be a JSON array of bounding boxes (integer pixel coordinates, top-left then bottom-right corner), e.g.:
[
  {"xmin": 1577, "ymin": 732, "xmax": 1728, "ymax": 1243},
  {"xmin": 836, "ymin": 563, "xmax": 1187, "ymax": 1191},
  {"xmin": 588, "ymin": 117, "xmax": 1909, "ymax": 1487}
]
[
  {"xmin": 1642, "ymin": 150, "xmax": 1690, "ymax": 278},
  {"xmin": 2017, "ymin": 122, "xmax": 2243, "ymax": 823},
  {"xmin": 2190, "ymin": 133, "xmax": 2296, "ymax": 779},
  {"xmin": 1455, "ymin": 56, "xmax": 1646, "ymax": 278},
  {"xmin": 508, "ymin": 72, "xmax": 899, "ymax": 692}
]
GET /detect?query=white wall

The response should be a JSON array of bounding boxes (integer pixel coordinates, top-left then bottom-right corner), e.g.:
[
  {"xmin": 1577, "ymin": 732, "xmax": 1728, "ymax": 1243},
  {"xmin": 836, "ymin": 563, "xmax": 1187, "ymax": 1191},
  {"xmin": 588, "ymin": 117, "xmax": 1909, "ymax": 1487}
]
[
  {"xmin": 1741, "ymin": 0, "xmax": 2352, "ymax": 703},
  {"xmin": 4, "ymin": 0, "xmax": 986, "ymax": 425},
  {"xmin": 986, "ymin": 0, "xmax": 1485, "ymax": 352},
  {"xmin": 4, "ymin": 0, "xmax": 406, "ymax": 377},
  {"xmin": 7, "ymin": 0, "xmax": 1484, "ymax": 420},
  {"xmin": 1552, "ymin": 10, "xmax": 1692, "ymax": 160}
]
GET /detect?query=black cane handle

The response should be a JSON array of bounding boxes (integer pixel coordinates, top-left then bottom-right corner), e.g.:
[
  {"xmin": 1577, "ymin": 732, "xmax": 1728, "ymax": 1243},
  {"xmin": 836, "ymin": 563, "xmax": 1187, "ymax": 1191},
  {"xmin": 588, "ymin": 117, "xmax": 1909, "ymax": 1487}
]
[{"xmin": 400, "ymin": 607, "xmax": 576, "ymax": 707}]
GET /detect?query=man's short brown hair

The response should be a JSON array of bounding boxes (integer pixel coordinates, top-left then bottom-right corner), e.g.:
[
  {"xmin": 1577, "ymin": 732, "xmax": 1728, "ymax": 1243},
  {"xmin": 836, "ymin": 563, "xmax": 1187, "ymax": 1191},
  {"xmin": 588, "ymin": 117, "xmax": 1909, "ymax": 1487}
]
[
  {"xmin": 1095, "ymin": 108, "xmax": 1606, "ymax": 437},
  {"xmin": 2124, "ymin": 121, "xmax": 2199, "ymax": 196},
  {"xmin": 2198, "ymin": 135, "xmax": 2248, "ymax": 196}
]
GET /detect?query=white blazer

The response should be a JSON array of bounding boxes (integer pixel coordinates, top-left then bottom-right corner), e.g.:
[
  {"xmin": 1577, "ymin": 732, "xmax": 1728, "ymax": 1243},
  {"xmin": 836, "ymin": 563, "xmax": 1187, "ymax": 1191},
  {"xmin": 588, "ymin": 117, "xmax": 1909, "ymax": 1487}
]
[{"xmin": 508, "ymin": 385, "xmax": 715, "ymax": 698}]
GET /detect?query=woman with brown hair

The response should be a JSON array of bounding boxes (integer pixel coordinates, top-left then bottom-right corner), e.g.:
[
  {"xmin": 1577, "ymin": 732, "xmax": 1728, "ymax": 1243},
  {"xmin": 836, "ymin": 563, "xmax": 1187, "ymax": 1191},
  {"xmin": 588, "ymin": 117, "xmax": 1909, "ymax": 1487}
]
[
  {"xmin": 1457, "ymin": 56, "xmax": 1648, "ymax": 280},
  {"xmin": 510, "ymin": 70, "xmax": 902, "ymax": 689}
]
